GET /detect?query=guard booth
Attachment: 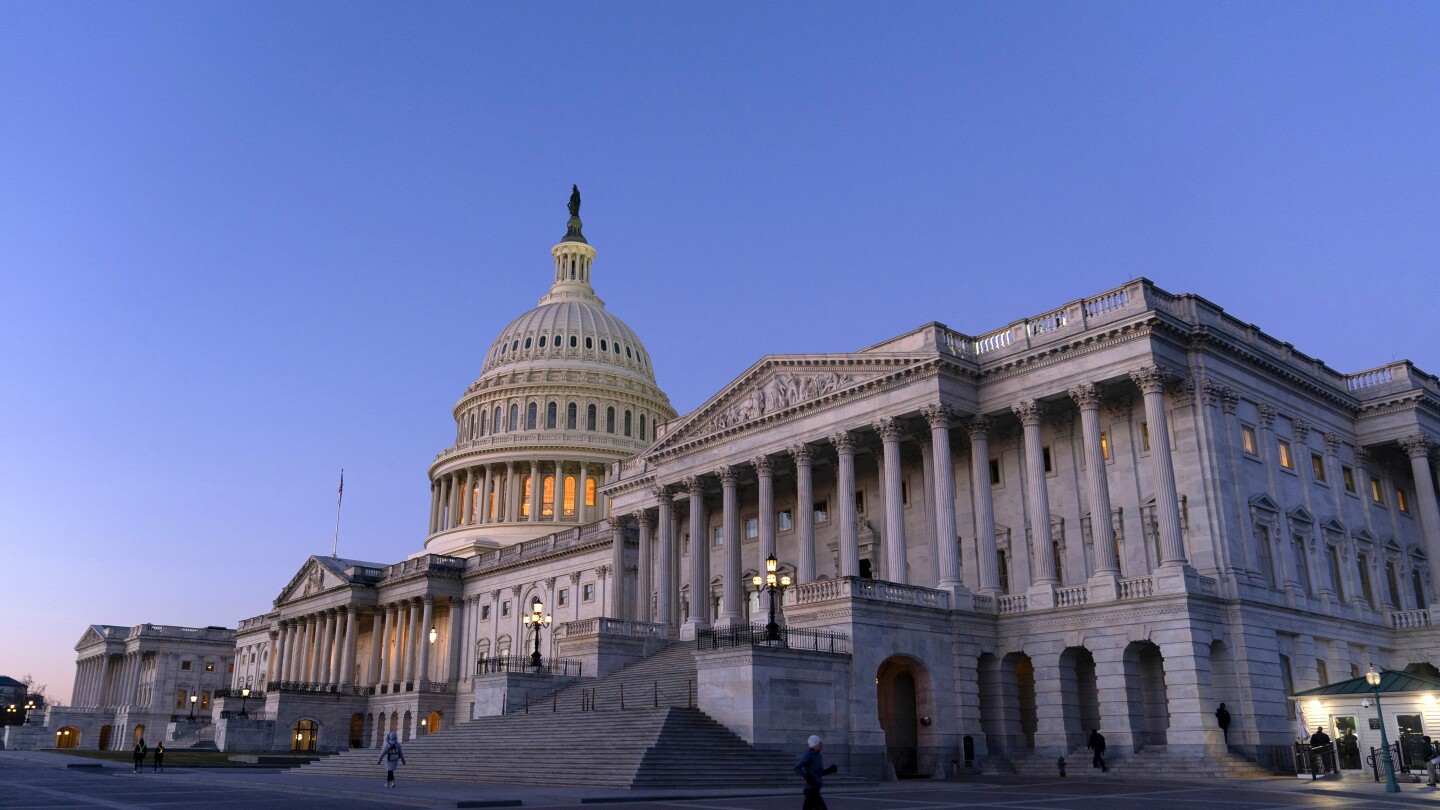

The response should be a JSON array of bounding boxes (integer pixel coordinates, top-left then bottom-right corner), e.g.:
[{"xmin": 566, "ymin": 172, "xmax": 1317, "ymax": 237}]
[{"xmin": 1290, "ymin": 669, "xmax": 1440, "ymax": 781}]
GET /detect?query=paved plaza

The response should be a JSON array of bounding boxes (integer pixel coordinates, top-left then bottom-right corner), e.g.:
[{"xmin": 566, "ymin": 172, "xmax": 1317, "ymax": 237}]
[{"xmin": 4, "ymin": 751, "xmax": 1440, "ymax": 809}]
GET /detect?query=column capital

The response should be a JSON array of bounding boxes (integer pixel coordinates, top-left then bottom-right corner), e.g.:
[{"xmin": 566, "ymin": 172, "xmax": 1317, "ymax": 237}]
[
  {"xmin": 1292, "ymin": 419, "xmax": 1312, "ymax": 442},
  {"xmin": 569, "ymin": 571, "xmax": 582, "ymax": 584},
  {"xmin": 681, "ymin": 475, "xmax": 705, "ymax": 494},
  {"xmin": 872, "ymin": 416, "xmax": 903, "ymax": 442},
  {"xmin": 965, "ymin": 416, "xmax": 991, "ymax": 440},
  {"xmin": 1011, "ymin": 399, "xmax": 1044, "ymax": 427},
  {"xmin": 1129, "ymin": 365, "xmax": 1170, "ymax": 395},
  {"xmin": 1219, "ymin": 387, "xmax": 1239, "ymax": 414},
  {"xmin": 635, "ymin": 509, "xmax": 655, "ymax": 529},
  {"xmin": 914, "ymin": 431, "xmax": 932, "ymax": 451},
  {"xmin": 649, "ymin": 483, "xmax": 672, "ymax": 501},
  {"xmin": 1106, "ymin": 396, "xmax": 1134, "ymax": 422},
  {"xmin": 1256, "ymin": 402, "xmax": 1277, "ymax": 429},
  {"xmin": 829, "ymin": 430, "xmax": 856, "ymax": 453},
  {"xmin": 788, "ymin": 443, "xmax": 813, "ymax": 464},
  {"xmin": 422, "ymin": 594, "xmax": 435, "ymax": 606},
  {"xmin": 921, "ymin": 403, "xmax": 954, "ymax": 429},
  {"xmin": 717, "ymin": 465, "xmax": 738, "ymax": 486},
  {"xmin": 1401, "ymin": 434, "xmax": 1434, "ymax": 460},
  {"xmin": 751, "ymin": 455, "xmax": 775, "ymax": 476},
  {"xmin": 606, "ymin": 515, "xmax": 627, "ymax": 532},
  {"xmin": 1067, "ymin": 383, "xmax": 1103, "ymax": 411},
  {"xmin": 1324, "ymin": 432, "xmax": 1342, "ymax": 456}
]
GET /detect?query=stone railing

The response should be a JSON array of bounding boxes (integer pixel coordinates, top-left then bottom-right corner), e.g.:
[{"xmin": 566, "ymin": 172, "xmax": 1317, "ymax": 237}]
[
  {"xmin": 791, "ymin": 577, "xmax": 949, "ymax": 610},
  {"xmin": 1056, "ymin": 585, "xmax": 1088, "ymax": 607},
  {"xmin": 1118, "ymin": 576, "xmax": 1155, "ymax": 600},
  {"xmin": 434, "ymin": 430, "xmax": 641, "ymax": 463},
  {"xmin": 1344, "ymin": 361, "xmax": 1440, "ymax": 399},
  {"xmin": 469, "ymin": 523, "xmax": 613, "ymax": 572},
  {"xmin": 998, "ymin": 594, "xmax": 1028, "ymax": 614},
  {"xmin": 1391, "ymin": 609, "xmax": 1432, "ymax": 630},
  {"xmin": 382, "ymin": 554, "xmax": 465, "ymax": 581},
  {"xmin": 971, "ymin": 594, "xmax": 995, "ymax": 613},
  {"xmin": 556, "ymin": 618, "xmax": 668, "ymax": 640},
  {"xmin": 1197, "ymin": 576, "xmax": 1219, "ymax": 596}
]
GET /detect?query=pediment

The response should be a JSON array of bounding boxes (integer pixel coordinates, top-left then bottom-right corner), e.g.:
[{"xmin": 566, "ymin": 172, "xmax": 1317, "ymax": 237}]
[
  {"xmin": 650, "ymin": 355, "xmax": 917, "ymax": 452},
  {"xmin": 1249, "ymin": 493, "xmax": 1281, "ymax": 514},
  {"xmin": 1320, "ymin": 517, "xmax": 1347, "ymax": 535},
  {"xmin": 1287, "ymin": 506, "xmax": 1315, "ymax": 524},
  {"xmin": 275, "ymin": 557, "xmax": 343, "ymax": 607},
  {"xmin": 1354, "ymin": 529, "xmax": 1377, "ymax": 545},
  {"xmin": 75, "ymin": 626, "xmax": 108, "ymax": 650}
]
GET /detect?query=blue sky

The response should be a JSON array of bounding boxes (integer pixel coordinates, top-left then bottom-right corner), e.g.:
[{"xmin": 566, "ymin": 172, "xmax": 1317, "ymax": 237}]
[{"xmin": 2, "ymin": 2, "xmax": 1437, "ymax": 701}]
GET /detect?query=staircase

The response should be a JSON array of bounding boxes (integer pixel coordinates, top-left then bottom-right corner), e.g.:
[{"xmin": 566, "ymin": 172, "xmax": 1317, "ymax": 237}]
[
  {"xmin": 1010, "ymin": 745, "xmax": 1276, "ymax": 779},
  {"xmin": 296, "ymin": 644, "xmax": 805, "ymax": 788}
]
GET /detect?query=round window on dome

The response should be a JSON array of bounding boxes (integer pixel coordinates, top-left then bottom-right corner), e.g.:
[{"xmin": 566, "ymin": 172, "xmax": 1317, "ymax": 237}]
[
  {"xmin": 538, "ymin": 336, "xmax": 547, "ymax": 348},
  {"xmin": 512, "ymin": 340, "xmax": 519, "ymax": 351},
  {"xmin": 600, "ymin": 339, "xmax": 608, "ymax": 352},
  {"xmin": 524, "ymin": 337, "xmax": 532, "ymax": 349},
  {"xmin": 614, "ymin": 343, "xmax": 621, "ymax": 354},
  {"xmin": 585, "ymin": 337, "xmax": 593, "ymax": 349},
  {"xmin": 625, "ymin": 346, "xmax": 632, "ymax": 358},
  {"xmin": 554, "ymin": 334, "xmax": 562, "ymax": 347},
  {"xmin": 569, "ymin": 335, "xmax": 577, "ymax": 348}
]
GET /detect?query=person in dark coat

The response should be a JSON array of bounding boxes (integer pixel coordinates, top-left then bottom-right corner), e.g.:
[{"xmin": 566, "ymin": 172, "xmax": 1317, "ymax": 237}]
[
  {"xmin": 132, "ymin": 738, "xmax": 147, "ymax": 773},
  {"xmin": 152, "ymin": 741, "xmax": 165, "ymax": 772},
  {"xmin": 1215, "ymin": 703, "xmax": 1231, "ymax": 744},
  {"xmin": 1087, "ymin": 728, "xmax": 1108, "ymax": 772},
  {"xmin": 1309, "ymin": 726, "xmax": 1333, "ymax": 774},
  {"xmin": 794, "ymin": 734, "xmax": 838, "ymax": 810}
]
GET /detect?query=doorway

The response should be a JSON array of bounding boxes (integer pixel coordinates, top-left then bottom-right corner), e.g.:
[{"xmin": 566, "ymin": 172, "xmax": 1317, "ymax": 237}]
[{"xmin": 877, "ymin": 656, "xmax": 928, "ymax": 777}]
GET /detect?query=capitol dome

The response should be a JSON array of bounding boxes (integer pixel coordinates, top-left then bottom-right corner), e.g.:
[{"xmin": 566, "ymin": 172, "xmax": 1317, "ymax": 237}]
[{"xmin": 423, "ymin": 188, "xmax": 676, "ymax": 557}]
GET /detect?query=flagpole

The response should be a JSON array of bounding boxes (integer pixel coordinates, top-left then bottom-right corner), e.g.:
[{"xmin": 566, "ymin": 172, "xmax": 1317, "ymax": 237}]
[{"xmin": 333, "ymin": 469, "xmax": 343, "ymax": 558}]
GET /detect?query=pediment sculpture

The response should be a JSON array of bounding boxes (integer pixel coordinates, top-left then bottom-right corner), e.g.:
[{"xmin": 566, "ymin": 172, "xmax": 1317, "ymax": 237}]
[{"xmin": 710, "ymin": 372, "xmax": 855, "ymax": 431}]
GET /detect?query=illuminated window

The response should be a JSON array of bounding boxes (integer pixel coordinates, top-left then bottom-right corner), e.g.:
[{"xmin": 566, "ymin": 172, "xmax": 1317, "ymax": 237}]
[
  {"xmin": 563, "ymin": 475, "xmax": 576, "ymax": 516},
  {"xmin": 542, "ymin": 475, "xmax": 555, "ymax": 516},
  {"xmin": 585, "ymin": 478, "xmax": 596, "ymax": 507},
  {"xmin": 175, "ymin": 690, "xmax": 188, "ymax": 709},
  {"xmin": 1277, "ymin": 440, "xmax": 1294, "ymax": 470},
  {"xmin": 521, "ymin": 476, "xmax": 532, "ymax": 517},
  {"xmin": 1397, "ymin": 487, "xmax": 1410, "ymax": 513},
  {"xmin": 205, "ymin": 663, "xmax": 215, "ymax": 672},
  {"xmin": 200, "ymin": 691, "xmax": 211, "ymax": 709},
  {"xmin": 1141, "ymin": 421, "xmax": 1151, "ymax": 452},
  {"xmin": 1311, "ymin": 452, "xmax": 1326, "ymax": 482},
  {"xmin": 1241, "ymin": 425, "xmax": 1258, "ymax": 456},
  {"xmin": 1100, "ymin": 431, "xmax": 1111, "ymax": 461},
  {"xmin": 1371, "ymin": 476, "xmax": 1384, "ymax": 504},
  {"xmin": 1342, "ymin": 466, "xmax": 1357, "ymax": 493}
]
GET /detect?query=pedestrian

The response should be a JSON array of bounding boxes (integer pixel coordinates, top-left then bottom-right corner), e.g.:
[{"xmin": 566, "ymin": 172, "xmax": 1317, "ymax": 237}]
[
  {"xmin": 794, "ymin": 734, "xmax": 838, "ymax": 810},
  {"xmin": 153, "ymin": 741, "xmax": 165, "ymax": 773},
  {"xmin": 377, "ymin": 731, "xmax": 405, "ymax": 788},
  {"xmin": 1423, "ymin": 735, "xmax": 1438, "ymax": 787},
  {"xmin": 1308, "ymin": 725, "xmax": 1333, "ymax": 774},
  {"xmin": 132, "ymin": 737, "xmax": 147, "ymax": 773},
  {"xmin": 1215, "ymin": 703, "xmax": 1231, "ymax": 745},
  {"xmin": 1087, "ymin": 728, "xmax": 1108, "ymax": 772}
]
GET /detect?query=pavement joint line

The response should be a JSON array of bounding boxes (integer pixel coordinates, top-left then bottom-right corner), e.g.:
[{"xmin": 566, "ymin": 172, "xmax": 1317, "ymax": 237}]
[{"xmin": 2, "ymin": 780, "xmax": 153, "ymax": 810}]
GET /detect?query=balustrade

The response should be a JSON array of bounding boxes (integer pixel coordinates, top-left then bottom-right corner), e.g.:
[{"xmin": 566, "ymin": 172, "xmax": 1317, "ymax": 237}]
[
  {"xmin": 1055, "ymin": 585, "xmax": 1088, "ymax": 607},
  {"xmin": 1391, "ymin": 609, "xmax": 1432, "ymax": 630},
  {"xmin": 1118, "ymin": 576, "xmax": 1155, "ymax": 600}
]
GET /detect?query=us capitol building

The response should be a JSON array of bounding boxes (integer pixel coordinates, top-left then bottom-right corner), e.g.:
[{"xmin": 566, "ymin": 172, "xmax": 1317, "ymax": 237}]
[{"xmin": 31, "ymin": 189, "xmax": 1440, "ymax": 778}]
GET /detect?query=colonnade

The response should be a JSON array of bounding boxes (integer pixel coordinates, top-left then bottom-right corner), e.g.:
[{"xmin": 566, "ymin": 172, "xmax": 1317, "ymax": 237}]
[
  {"xmin": 428, "ymin": 460, "xmax": 607, "ymax": 534},
  {"xmin": 72, "ymin": 653, "xmax": 132, "ymax": 709},
  {"xmin": 269, "ymin": 596, "xmax": 467, "ymax": 691},
  {"xmin": 616, "ymin": 369, "xmax": 1194, "ymax": 630}
]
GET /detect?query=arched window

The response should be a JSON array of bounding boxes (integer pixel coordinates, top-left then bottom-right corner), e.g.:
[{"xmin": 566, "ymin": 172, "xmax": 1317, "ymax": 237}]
[
  {"xmin": 586, "ymin": 404, "xmax": 597, "ymax": 431},
  {"xmin": 566, "ymin": 403, "xmax": 577, "ymax": 430},
  {"xmin": 542, "ymin": 475, "xmax": 555, "ymax": 517},
  {"xmin": 585, "ymin": 336, "xmax": 593, "ymax": 349},
  {"xmin": 606, "ymin": 407, "xmax": 615, "ymax": 434},
  {"xmin": 538, "ymin": 335, "xmax": 547, "ymax": 348},
  {"xmin": 554, "ymin": 334, "xmax": 562, "ymax": 347},
  {"xmin": 624, "ymin": 410, "xmax": 633, "ymax": 437},
  {"xmin": 569, "ymin": 335, "xmax": 577, "ymax": 348},
  {"xmin": 511, "ymin": 340, "xmax": 519, "ymax": 351},
  {"xmin": 586, "ymin": 477, "xmax": 596, "ymax": 507},
  {"xmin": 626, "ymin": 346, "xmax": 632, "ymax": 358},
  {"xmin": 639, "ymin": 413, "xmax": 646, "ymax": 438},
  {"xmin": 524, "ymin": 337, "xmax": 532, "ymax": 349},
  {"xmin": 521, "ymin": 476, "xmax": 532, "ymax": 517},
  {"xmin": 614, "ymin": 342, "xmax": 621, "ymax": 354},
  {"xmin": 546, "ymin": 402, "xmax": 557, "ymax": 429},
  {"xmin": 479, "ymin": 410, "xmax": 488, "ymax": 436},
  {"xmin": 563, "ymin": 475, "xmax": 576, "ymax": 516},
  {"xmin": 600, "ymin": 339, "xmax": 608, "ymax": 352},
  {"xmin": 493, "ymin": 407, "xmax": 501, "ymax": 433},
  {"xmin": 526, "ymin": 403, "xmax": 538, "ymax": 430}
]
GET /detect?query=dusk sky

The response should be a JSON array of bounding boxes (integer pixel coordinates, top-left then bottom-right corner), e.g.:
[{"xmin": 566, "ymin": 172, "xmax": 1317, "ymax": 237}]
[{"xmin": 2, "ymin": 3, "xmax": 1437, "ymax": 703}]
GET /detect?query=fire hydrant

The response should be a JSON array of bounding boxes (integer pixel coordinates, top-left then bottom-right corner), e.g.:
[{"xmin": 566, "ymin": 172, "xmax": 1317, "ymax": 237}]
[{"xmin": 1057, "ymin": 755, "xmax": 1067, "ymax": 777}]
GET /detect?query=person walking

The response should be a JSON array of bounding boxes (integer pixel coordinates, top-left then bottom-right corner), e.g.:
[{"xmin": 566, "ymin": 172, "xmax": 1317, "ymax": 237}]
[
  {"xmin": 794, "ymin": 734, "xmax": 837, "ymax": 810},
  {"xmin": 132, "ymin": 738, "xmax": 147, "ymax": 773},
  {"xmin": 152, "ymin": 741, "xmax": 165, "ymax": 773},
  {"xmin": 1215, "ymin": 703, "xmax": 1231, "ymax": 745},
  {"xmin": 377, "ymin": 731, "xmax": 406, "ymax": 788},
  {"xmin": 1087, "ymin": 728, "xmax": 1108, "ymax": 772}
]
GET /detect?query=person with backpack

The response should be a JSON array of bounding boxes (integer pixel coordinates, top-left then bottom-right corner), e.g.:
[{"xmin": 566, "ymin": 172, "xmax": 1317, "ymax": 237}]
[
  {"xmin": 153, "ymin": 741, "xmax": 165, "ymax": 773},
  {"xmin": 132, "ymin": 737, "xmax": 147, "ymax": 773},
  {"xmin": 377, "ymin": 731, "xmax": 406, "ymax": 788},
  {"xmin": 794, "ymin": 734, "xmax": 838, "ymax": 810}
]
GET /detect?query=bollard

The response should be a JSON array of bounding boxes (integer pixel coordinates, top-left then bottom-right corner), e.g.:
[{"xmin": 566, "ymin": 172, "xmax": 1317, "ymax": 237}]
[{"xmin": 1057, "ymin": 756, "xmax": 1066, "ymax": 777}]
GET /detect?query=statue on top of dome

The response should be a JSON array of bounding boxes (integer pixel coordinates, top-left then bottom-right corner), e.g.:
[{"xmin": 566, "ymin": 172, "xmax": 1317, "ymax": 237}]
[{"xmin": 568, "ymin": 185, "xmax": 581, "ymax": 218}]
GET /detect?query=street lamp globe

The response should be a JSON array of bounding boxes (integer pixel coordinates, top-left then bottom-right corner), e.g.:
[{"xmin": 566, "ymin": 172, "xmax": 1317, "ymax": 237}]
[
  {"xmin": 1366, "ymin": 665, "xmax": 1381, "ymax": 687},
  {"xmin": 428, "ymin": 625, "xmax": 438, "ymax": 645}
]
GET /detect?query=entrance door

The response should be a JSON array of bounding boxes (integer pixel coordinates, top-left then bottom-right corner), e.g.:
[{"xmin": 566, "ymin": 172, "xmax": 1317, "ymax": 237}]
[
  {"xmin": 1332, "ymin": 716, "xmax": 1360, "ymax": 770},
  {"xmin": 97, "ymin": 725, "xmax": 112, "ymax": 751},
  {"xmin": 1397, "ymin": 713, "xmax": 1424, "ymax": 771},
  {"xmin": 887, "ymin": 672, "xmax": 919, "ymax": 776}
]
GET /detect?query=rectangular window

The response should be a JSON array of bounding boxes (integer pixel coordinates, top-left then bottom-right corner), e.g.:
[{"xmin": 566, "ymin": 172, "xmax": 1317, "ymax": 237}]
[
  {"xmin": 1277, "ymin": 440, "xmax": 1294, "ymax": 470},
  {"xmin": 481, "ymin": 604, "xmax": 491, "ymax": 621},
  {"xmin": 1241, "ymin": 425, "xmax": 1258, "ymax": 456},
  {"xmin": 1280, "ymin": 655, "xmax": 1296, "ymax": 719},
  {"xmin": 200, "ymin": 691, "xmax": 211, "ymax": 709},
  {"xmin": 744, "ymin": 517, "xmax": 758, "ymax": 539},
  {"xmin": 1356, "ymin": 553, "xmax": 1374, "ymax": 608},
  {"xmin": 1397, "ymin": 487, "xmax": 1410, "ymax": 513},
  {"xmin": 181, "ymin": 661, "xmax": 191, "ymax": 671},
  {"xmin": 777, "ymin": 509, "xmax": 793, "ymax": 532},
  {"xmin": 1293, "ymin": 535, "xmax": 1312, "ymax": 594},
  {"xmin": 1311, "ymin": 453, "xmax": 1327, "ymax": 482},
  {"xmin": 175, "ymin": 690, "xmax": 188, "ymax": 709},
  {"xmin": 1256, "ymin": 524, "xmax": 1276, "ymax": 588},
  {"xmin": 855, "ymin": 490, "xmax": 865, "ymax": 514},
  {"xmin": 521, "ymin": 476, "xmax": 532, "ymax": 517},
  {"xmin": 205, "ymin": 663, "xmax": 215, "ymax": 672},
  {"xmin": 226, "ymin": 662, "xmax": 234, "ymax": 673},
  {"xmin": 583, "ymin": 583, "xmax": 595, "ymax": 602},
  {"xmin": 1343, "ymin": 466, "xmax": 1357, "ymax": 493},
  {"xmin": 1371, "ymin": 476, "xmax": 1384, "ymax": 504},
  {"xmin": 1327, "ymin": 546, "xmax": 1344, "ymax": 601},
  {"xmin": 901, "ymin": 479, "xmax": 910, "ymax": 506},
  {"xmin": 501, "ymin": 601, "xmax": 511, "ymax": 617},
  {"xmin": 997, "ymin": 550, "xmax": 1010, "ymax": 594},
  {"xmin": 713, "ymin": 526, "xmax": 723, "ymax": 547},
  {"xmin": 989, "ymin": 458, "xmax": 1001, "ymax": 486},
  {"xmin": 813, "ymin": 500, "xmax": 829, "ymax": 525},
  {"xmin": 1100, "ymin": 431, "xmax": 1111, "ymax": 461},
  {"xmin": 1042, "ymin": 446, "xmax": 1053, "ymax": 474},
  {"xmin": 557, "ymin": 588, "xmax": 569, "ymax": 607},
  {"xmin": 1317, "ymin": 660, "xmax": 1329, "ymax": 686},
  {"xmin": 1386, "ymin": 562, "xmax": 1401, "ymax": 607},
  {"xmin": 1141, "ymin": 421, "xmax": 1151, "ymax": 452}
]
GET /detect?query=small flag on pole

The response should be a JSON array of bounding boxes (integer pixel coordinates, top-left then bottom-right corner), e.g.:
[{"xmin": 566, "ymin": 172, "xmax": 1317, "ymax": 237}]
[{"xmin": 333, "ymin": 469, "xmax": 344, "ymax": 558}]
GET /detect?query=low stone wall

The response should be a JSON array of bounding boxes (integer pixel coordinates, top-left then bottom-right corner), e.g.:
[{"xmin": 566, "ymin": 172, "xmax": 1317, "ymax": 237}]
[
  {"xmin": 471, "ymin": 671, "xmax": 578, "ymax": 717},
  {"xmin": 696, "ymin": 644, "xmax": 852, "ymax": 758}
]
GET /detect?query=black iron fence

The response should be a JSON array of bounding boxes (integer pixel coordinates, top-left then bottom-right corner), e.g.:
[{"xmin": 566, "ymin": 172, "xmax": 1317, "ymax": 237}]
[
  {"xmin": 476, "ymin": 656, "xmax": 583, "ymax": 676},
  {"xmin": 697, "ymin": 623, "xmax": 850, "ymax": 654},
  {"xmin": 214, "ymin": 689, "xmax": 265, "ymax": 701}
]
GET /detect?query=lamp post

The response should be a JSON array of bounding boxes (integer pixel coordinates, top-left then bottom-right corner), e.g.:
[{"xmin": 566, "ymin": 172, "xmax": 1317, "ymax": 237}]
[
  {"xmin": 428, "ymin": 625, "xmax": 438, "ymax": 645},
  {"xmin": 750, "ymin": 554, "xmax": 793, "ymax": 642},
  {"xmin": 1367, "ymin": 665, "xmax": 1401, "ymax": 793},
  {"xmin": 188, "ymin": 694, "xmax": 198, "ymax": 722},
  {"xmin": 239, "ymin": 687, "xmax": 250, "ymax": 719},
  {"xmin": 24, "ymin": 700, "xmax": 35, "ymax": 723},
  {"xmin": 5, "ymin": 704, "xmax": 14, "ymax": 725},
  {"xmin": 521, "ymin": 601, "xmax": 552, "ymax": 669}
]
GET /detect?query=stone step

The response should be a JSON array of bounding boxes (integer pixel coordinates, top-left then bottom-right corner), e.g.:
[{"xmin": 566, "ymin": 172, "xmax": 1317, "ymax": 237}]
[{"xmin": 1010, "ymin": 746, "xmax": 1277, "ymax": 779}]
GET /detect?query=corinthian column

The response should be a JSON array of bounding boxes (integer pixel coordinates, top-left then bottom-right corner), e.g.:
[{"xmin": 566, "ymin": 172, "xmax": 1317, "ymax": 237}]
[
  {"xmin": 416, "ymin": 596, "xmax": 434, "ymax": 685},
  {"xmin": 1071, "ymin": 383, "xmax": 1120, "ymax": 581},
  {"xmin": 682, "ymin": 476, "xmax": 710, "ymax": 637},
  {"xmin": 790, "ymin": 445, "xmax": 816, "ymax": 582},
  {"xmin": 429, "ymin": 481, "xmax": 441, "ymax": 534},
  {"xmin": 967, "ymin": 417, "xmax": 1001, "ymax": 594},
  {"xmin": 339, "ymin": 608, "xmax": 356, "ymax": 689},
  {"xmin": 924, "ymin": 405, "xmax": 962, "ymax": 593},
  {"xmin": 462, "ymin": 467, "xmax": 475, "ymax": 525},
  {"xmin": 636, "ymin": 510, "xmax": 655, "ymax": 621},
  {"xmin": 1401, "ymin": 435, "xmax": 1440, "ymax": 605},
  {"xmin": 875, "ymin": 417, "xmax": 909, "ymax": 584},
  {"xmin": 607, "ymin": 516, "xmax": 627, "ymax": 618},
  {"xmin": 718, "ymin": 466, "xmax": 742, "ymax": 625},
  {"xmin": 654, "ymin": 487, "xmax": 675, "ymax": 632},
  {"xmin": 831, "ymin": 431, "xmax": 860, "ymax": 578},
  {"xmin": 1014, "ymin": 399, "xmax": 1059, "ymax": 585},
  {"xmin": 528, "ymin": 461, "xmax": 542, "ymax": 521},
  {"xmin": 1131, "ymin": 366, "xmax": 1188, "ymax": 568}
]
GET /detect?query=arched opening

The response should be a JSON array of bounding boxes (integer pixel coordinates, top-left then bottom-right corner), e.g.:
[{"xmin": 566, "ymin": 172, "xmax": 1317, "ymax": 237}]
[
  {"xmin": 546, "ymin": 401, "xmax": 557, "ymax": 429},
  {"xmin": 348, "ymin": 713, "xmax": 364, "ymax": 748},
  {"xmin": 55, "ymin": 726, "xmax": 81, "ymax": 749},
  {"xmin": 426, "ymin": 710, "xmax": 443, "ymax": 734},
  {"xmin": 979, "ymin": 652, "xmax": 1036, "ymax": 755},
  {"xmin": 1124, "ymin": 641, "xmax": 1169, "ymax": 747},
  {"xmin": 292, "ymin": 719, "xmax": 318, "ymax": 752},
  {"xmin": 1014, "ymin": 653, "xmax": 1037, "ymax": 751},
  {"xmin": 1059, "ymin": 647, "xmax": 1100, "ymax": 751},
  {"xmin": 364, "ymin": 713, "xmax": 375, "ymax": 748},
  {"xmin": 566, "ymin": 403, "xmax": 577, "ymax": 430},
  {"xmin": 1210, "ymin": 640, "xmax": 1241, "ymax": 748},
  {"xmin": 402, "ymin": 710, "xmax": 413, "ymax": 741},
  {"xmin": 97, "ymin": 724, "xmax": 112, "ymax": 751},
  {"xmin": 586, "ymin": 404, "xmax": 597, "ymax": 431},
  {"xmin": 1404, "ymin": 662, "xmax": 1440, "ymax": 678},
  {"xmin": 876, "ymin": 656, "xmax": 929, "ymax": 777},
  {"xmin": 526, "ymin": 403, "xmax": 538, "ymax": 430}
]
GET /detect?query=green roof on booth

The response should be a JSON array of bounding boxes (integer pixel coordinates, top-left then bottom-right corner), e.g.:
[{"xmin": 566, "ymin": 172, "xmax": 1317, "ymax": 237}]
[{"xmin": 1292, "ymin": 669, "xmax": 1440, "ymax": 698}]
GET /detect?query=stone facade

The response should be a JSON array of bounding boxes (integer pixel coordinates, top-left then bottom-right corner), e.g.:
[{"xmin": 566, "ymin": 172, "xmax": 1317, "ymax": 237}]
[{"xmin": 218, "ymin": 198, "xmax": 1440, "ymax": 777}]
